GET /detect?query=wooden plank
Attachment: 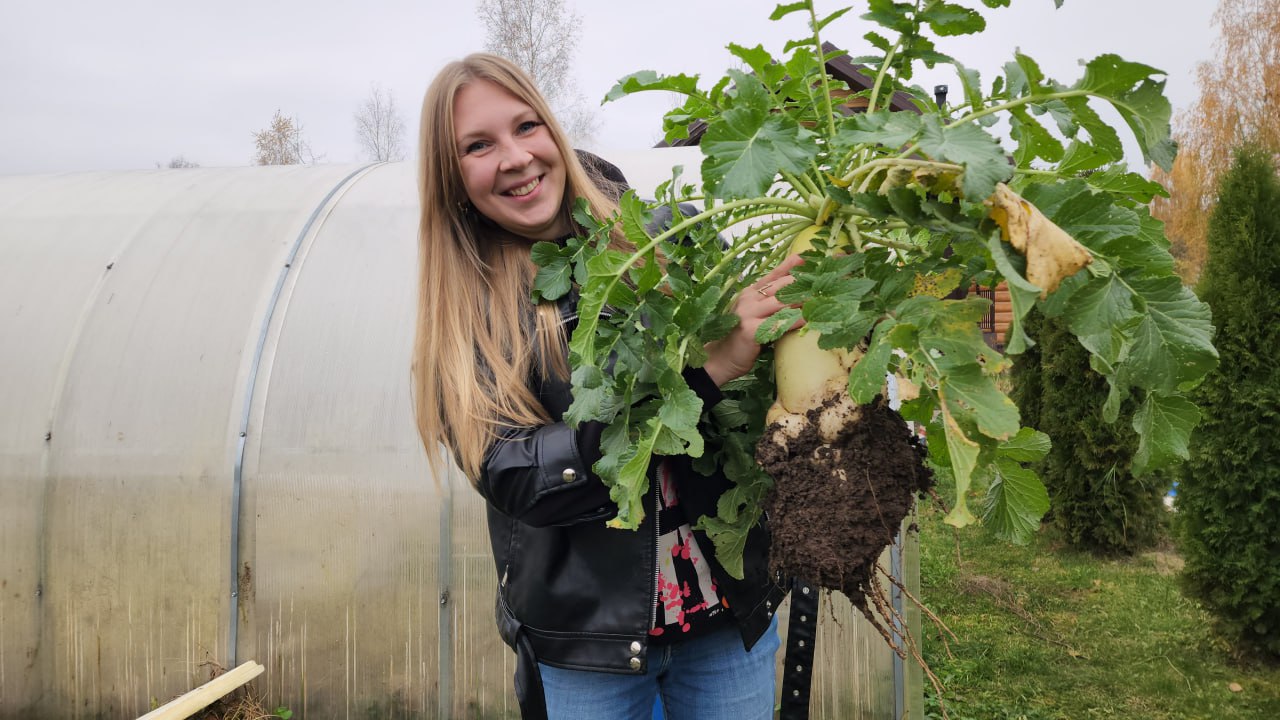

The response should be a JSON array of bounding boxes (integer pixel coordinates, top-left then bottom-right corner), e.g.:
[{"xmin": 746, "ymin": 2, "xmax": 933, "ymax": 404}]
[{"xmin": 136, "ymin": 661, "xmax": 265, "ymax": 720}]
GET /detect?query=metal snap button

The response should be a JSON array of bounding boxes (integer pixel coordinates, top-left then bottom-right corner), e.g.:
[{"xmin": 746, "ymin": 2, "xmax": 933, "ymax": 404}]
[
  {"xmin": 629, "ymin": 657, "xmax": 642, "ymax": 670},
  {"xmin": 629, "ymin": 641, "xmax": 642, "ymax": 654},
  {"xmin": 562, "ymin": 468, "xmax": 577, "ymax": 482}
]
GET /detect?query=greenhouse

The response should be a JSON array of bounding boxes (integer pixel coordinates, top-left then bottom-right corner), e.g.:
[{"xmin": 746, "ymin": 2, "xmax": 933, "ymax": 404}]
[{"xmin": 0, "ymin": 151, "xmax": 920, "ymax": 719}]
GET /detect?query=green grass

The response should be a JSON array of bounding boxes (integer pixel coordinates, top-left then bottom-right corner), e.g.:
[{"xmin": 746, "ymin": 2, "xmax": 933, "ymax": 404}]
[{"xmin": 916, "ymin": 506, "xmax": 1280, "ymax": 720}]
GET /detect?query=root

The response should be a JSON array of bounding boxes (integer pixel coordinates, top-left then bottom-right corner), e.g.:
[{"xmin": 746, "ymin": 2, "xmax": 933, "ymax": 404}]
[
  {"xmin": 862, "ymin": 573, "xmax": 951, "ymax": 720},
  {"xmin": 877, "ymin": 564, "xmax": 958, "ymax": 655}
]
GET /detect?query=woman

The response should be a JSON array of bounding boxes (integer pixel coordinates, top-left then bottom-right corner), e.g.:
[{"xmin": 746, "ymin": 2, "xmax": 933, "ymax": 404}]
[{"xmin": 412, "ymin": 53, "xmax": 802, "ymax": 720}]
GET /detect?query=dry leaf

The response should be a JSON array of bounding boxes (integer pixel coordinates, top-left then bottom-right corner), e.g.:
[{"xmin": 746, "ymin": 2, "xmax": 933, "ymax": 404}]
[
  {"xmin": 1228, "ymin": 682, "xmax": 1244, "ymax": 693},
  {"xmin": 987, "ymin": 183, "xmax": 1092, "ymax": 297}
]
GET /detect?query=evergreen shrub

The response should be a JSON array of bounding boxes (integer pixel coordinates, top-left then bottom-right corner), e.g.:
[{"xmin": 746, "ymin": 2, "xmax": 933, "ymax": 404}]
[{"xmin": 1176, "ymin": 144, "xmax": 1280, "ymax": 657}]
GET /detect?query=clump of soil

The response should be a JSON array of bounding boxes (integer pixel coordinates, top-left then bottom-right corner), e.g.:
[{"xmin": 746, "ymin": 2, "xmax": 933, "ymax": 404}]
[{"xmin": 758, "ymin": 395, "xmax": 932, "ymax": 606}]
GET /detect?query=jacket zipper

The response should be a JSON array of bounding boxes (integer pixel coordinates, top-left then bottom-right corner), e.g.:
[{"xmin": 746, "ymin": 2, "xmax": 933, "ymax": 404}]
[{"xmin": 650, "ymin": 464, "xmax": 661, "ymax": 635}]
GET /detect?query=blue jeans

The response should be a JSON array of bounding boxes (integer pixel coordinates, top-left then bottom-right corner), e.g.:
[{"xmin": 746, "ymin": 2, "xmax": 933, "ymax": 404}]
[{"xmin": 538, "ymin": 616, "xmax": 781, "ymax": 720}]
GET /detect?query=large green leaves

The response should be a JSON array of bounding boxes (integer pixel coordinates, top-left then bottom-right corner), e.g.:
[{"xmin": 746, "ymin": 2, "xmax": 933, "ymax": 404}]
[
  {"xmin": 700, "ymin": 70, "xmax": 818, "ymax": 198},
  {"xmin": 540, "ymin": 0, "xmax": 1214, "ymax": 576},
  {"xmin": 916, "ymin": 114, "xmax": 1012, "ymax": 200}
]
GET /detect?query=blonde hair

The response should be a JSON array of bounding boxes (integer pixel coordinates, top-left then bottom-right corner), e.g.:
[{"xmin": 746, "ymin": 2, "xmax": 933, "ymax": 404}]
[{"xmin": 412, "ymin": 53, "xmax": 628, "ymax": 485}]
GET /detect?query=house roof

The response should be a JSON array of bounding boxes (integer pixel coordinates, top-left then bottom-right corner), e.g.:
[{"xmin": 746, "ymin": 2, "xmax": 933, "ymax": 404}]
[{"xmin": 655, "ymin": 41, "xmax": 921, "ymax": 148}]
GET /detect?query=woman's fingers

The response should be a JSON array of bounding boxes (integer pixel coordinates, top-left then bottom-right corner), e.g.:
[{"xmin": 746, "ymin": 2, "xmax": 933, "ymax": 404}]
[{"xmin": 746, "ymin": 254, "xmax": 806, "ymax": 316}]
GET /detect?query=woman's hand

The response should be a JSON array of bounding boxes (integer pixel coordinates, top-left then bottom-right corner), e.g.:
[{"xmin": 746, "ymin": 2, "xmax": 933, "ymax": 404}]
[{"xmin": 703, "ymin": 254, "xmax": 807, "ymax": 387}]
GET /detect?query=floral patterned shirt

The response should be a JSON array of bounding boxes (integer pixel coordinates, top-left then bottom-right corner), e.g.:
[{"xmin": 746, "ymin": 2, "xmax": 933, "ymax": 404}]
[{"xmin": 649, "ymin": 460, "xmax": 731, "ymax": 644}]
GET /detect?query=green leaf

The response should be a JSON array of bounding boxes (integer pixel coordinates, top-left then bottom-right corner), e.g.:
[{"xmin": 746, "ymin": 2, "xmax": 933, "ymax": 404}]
[
  {"xmin": 564, "ymin": 365, "xmax": 619, "ymax": 427},
  {"xmin": 657, "ymin": 375, "xmax": 702, "ymax": 433},
  {"xmin": 941, "ymin": 409, "xmax": 981, "ymax": 528},
  {"xmin": 987, "ymin": 234, "xmax": 1041, "ymax": 355},
  {"xmin": 918, "ymin": 297, "xmax": 1006, "ymax": 370},
  {"xmin": 1132, "ymin": 393, "xmax": 1201, "ymax": 474},
  {"xmin": 1057, "ymin": 140, "xmax": 1112, "ymax": 176},
  {"xmin": 1022, "ymin": 180, "xmax": 1140, "ymax": 247},
  {"xmin": 924, "ymin": 2, "xmax": 985, "ymax": 36},
  {"xmin": 530, "ymin": 241, "xmax": 572, "ymax": 301},
  {"xmin": 951, "ymin": 62, "xmax": 984, "ymax": 113},
  {"xmin": 729, "ymin": 43, "xmax": 786, "ymax": 87},
  {"xmin": 754, "ymin": 307, "xmax": 803, "ymax": 343},
  {"xmin": 607, "ymin": 423, "xmax": 658, "ymax": 529},
  {"xmin": 1083, "ymin": 166, "xmax": 1169, "ymax": 203},
  {"xmin": 1062, "ymin": 273, "xmax": 1142, "ymax": 366},
  {"xmin": 605, "ymin": 71, "xmax": 702, "ymax": 104},
  {"xmin": 983, "ymin": 458, "xmax": 1049, "ymax": 543},
  {"xmin": 1009, "ymin": 106, "xmax": 1064, "ymax": 166},
  {"xmin": 769, "ymin": 1, "xmax": 809, "ymax": 20},
  {"xmin": 701, "ymin": 70, "xmax": 817, "ymax": 198},
  {"xmin": 816, "ymin": 6, "xmax": 854, "ymax": 31},
  {"xmin": 916, "ymin": 114, "xmax": 1012, "ymax": 200},
  {"xmin": 1060, "ymin": 96, "xmax": 1123, "ymax": 164},
  {"xmin": 938, "ymin": 364, "xmax": 1021, "ymax": 441},
  {"xmin": 998, "ymin": 428, "xmax": 1051, "ymax": 463},
  {"xmin": 1126, "ymin": 276, "xmax": 1218, "ymax": 393},
  {"xmin": 836, "ymin": 110, "xmax": 922, "ymax": 150},
  {"xmin": 1074, "ymin": 55, "xmax": 1175, "ymax": 170},
  {"xmin": 862, "ymin": 0, "xmax": 916, "ymax": 33},
  {"xmin": 848, "ymin": 321, "xmax": 896, "ymax": 403}
]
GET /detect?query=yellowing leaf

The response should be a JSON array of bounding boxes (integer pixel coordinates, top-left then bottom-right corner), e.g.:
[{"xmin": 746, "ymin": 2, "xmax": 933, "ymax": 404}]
[
  {"xmin": 909, "ymin": 268, "xmax": 964, "ymax": 298},
  {"xmin": 987, "ymin": 183, "xmax": 1092, "ymax": 297}
]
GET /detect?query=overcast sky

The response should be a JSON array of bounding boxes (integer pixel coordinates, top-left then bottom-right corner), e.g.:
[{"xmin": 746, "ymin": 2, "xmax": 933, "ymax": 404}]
[{"xmin": 0, "ymin": 0, "xmax": 1216, "ymax": 176}]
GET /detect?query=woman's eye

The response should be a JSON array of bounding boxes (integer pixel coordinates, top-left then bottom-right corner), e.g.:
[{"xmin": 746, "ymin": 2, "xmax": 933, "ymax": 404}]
[
  {"xmin": 464, "ymin": 140, "xmax": 489, "ymax": 154},
  {"xmin": 516, "ymin": 120, "xmax": 542, "ymax": 135}
]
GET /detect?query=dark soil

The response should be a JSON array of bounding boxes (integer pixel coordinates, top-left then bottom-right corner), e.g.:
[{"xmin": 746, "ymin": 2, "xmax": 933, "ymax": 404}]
[{"xmin": 758, "ymin": 395, "xmax": 933, "ymax": 609}]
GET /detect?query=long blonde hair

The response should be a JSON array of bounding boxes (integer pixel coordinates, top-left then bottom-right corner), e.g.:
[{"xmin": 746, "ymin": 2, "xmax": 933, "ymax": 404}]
[{"xmin": 413, "ymin": 53, "xmax": 626, "ymax": 484}]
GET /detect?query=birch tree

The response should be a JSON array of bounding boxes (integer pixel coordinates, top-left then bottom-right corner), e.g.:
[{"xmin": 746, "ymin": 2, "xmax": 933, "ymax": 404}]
[
  {"xmin": 354, "ymin": 83, "xmax": 407, "ymax": 162},
  {"xmin": 1151, "ymin": 0, "xmax": 1280, "ymax": 283},
  {"xmin": 477, "ymin": 0, "xmax": 597, "ymax": 144},
  {"xmin": 252, "ymin": 110, "xmax": 318, "ymax": 166}
]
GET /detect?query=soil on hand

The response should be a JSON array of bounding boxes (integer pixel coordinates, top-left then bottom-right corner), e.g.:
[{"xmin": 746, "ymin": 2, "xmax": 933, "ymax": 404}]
[{"xmin": 758, "ymin": 396, "xmax": 932, "ymax": 608}]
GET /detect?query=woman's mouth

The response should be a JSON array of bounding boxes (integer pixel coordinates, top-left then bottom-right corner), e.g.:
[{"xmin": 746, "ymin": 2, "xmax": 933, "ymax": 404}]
[{"xmin": 504, "ymin": 176, "xmax": 542, "ymax": 197}]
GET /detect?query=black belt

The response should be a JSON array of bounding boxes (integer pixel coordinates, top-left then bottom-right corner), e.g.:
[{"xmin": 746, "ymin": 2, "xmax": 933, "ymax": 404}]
[
  {"xmin": 513, "ymin": 630, "xmax": 548, "ymax": 720},
  {"xmin": 779, "ymin": 577, "xmax": 819, "ymax": 720}
]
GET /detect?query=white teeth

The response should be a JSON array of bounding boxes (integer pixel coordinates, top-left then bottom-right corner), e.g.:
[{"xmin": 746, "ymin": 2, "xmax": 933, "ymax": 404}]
[{"xmin": 506, "ymin": 177, "xmax": 540, "ymax": 197}]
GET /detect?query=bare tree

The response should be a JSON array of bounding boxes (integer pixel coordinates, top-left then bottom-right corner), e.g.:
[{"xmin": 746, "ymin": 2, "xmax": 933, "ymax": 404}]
[
  {"xmin": 354, "ymin": 83, "xmax": 407, "ymax": 162},
  {"xmin": 252, "ymin": 110, "xmax": 320, "ymax": 166},
  {"xmin": 477, "ymin": 0, "xmax": 597, "ymax": 145}
]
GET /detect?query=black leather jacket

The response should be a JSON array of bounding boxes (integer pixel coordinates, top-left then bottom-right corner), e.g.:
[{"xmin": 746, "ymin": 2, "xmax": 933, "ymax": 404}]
[{"xmin": 476, "ymin": 290, "xmax": 787, "ymax": 717}]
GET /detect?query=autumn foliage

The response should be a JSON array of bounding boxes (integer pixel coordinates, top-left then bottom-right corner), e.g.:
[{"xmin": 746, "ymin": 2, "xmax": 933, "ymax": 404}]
[{"xmin": 1151, "ymin": 0, "xmax": 1280, "ymax": 284}]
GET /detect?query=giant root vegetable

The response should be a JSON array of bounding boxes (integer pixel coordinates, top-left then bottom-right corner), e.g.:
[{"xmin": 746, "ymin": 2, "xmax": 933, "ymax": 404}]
[{"xmin": 532, "ymin": 0, "xmax": 1218, "ymax": 710}]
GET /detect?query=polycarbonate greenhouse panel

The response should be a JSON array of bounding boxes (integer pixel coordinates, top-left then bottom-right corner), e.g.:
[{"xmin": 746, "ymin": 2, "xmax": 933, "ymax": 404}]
[{"xmin": 0, "ymin": 152, "xmax": 920, "ymax": 720}]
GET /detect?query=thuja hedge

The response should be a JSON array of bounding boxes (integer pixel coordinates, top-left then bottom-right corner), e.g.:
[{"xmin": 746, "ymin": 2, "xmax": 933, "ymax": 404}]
[
  {"xmin": 1176, "ymin": 144, "xmax": 1280, "ymax": 657},
  {"xmin": 1010, "ymin": 309, "xmax": 1167, "ymax": 555}
]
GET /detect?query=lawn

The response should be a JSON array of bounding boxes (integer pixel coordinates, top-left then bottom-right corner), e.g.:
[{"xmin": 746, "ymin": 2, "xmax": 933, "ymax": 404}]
[{"xmin": 916, "ymin": 504, "xmax": 1280, "ymax": 720}]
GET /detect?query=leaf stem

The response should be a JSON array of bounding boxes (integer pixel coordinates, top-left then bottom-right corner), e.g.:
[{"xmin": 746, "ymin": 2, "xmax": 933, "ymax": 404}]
[
  {"xmin": 807, "ymin": 1, "xmax": 838, "ymax": 138},
  {"xmin": 844, "ymin": 158, "xmax": 965, "ymax": 188}
]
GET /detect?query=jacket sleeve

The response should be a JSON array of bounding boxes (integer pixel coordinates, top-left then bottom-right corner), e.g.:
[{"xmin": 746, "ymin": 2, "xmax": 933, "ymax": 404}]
[{"xmin": 477, "ymin": 366, "xmax": 724, "ymax": 528}]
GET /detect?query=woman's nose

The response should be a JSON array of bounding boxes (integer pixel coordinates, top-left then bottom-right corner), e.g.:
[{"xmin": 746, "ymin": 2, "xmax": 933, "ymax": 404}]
[{"xmin": 497, "ymin": 142, "xmax": 533, "ymax": 172}]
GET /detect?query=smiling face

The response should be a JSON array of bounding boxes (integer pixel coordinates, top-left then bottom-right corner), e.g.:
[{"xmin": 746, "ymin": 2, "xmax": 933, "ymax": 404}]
[{"xmin": 453, "ymin": 79, "xmax": 570, "ymax": 241}]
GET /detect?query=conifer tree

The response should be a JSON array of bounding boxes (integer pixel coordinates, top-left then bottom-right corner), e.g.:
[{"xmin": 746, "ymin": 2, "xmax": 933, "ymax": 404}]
[{"xmin": 1176, "ymin": 144, "xmax": 1280, "ymax": 657}]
